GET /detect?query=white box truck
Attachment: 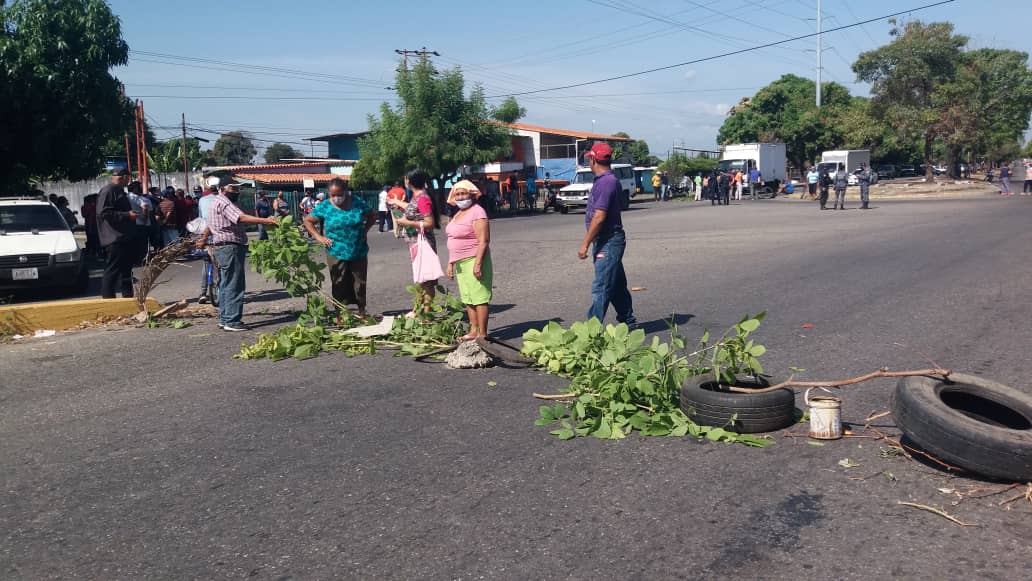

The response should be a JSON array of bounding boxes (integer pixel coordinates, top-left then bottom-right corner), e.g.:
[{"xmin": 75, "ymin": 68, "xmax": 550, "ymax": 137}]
[
  {"xmin": 817, "ymin": 149, "xmax": 873, "ymax": 183},
  {"xmin": 717, "ymin": 143, "xmax": 787, "ymax": 197},
  {"xmin": 817, "ymin": 148, "xmax": 875, "ymax": 185}
]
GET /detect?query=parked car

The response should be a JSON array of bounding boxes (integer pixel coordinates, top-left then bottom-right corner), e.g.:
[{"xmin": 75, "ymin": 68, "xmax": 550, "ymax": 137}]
[
  {"xmin": 846, "ymin": 168, "xmax": 879, "ymax": 187},
  {"xmin": 558, "ymin": 164, "xmax": 634, "ymax": 213},
  {"xmin": 876, "ymin": 164, "xmax": 897, "ymax": 179},
  {"xmin": 899, "ymin": 165, "xmax": 917, "ymax": 177},
  {"xmin": 0, "ymin": 197, "xmax": 88, "ymax": 293}
]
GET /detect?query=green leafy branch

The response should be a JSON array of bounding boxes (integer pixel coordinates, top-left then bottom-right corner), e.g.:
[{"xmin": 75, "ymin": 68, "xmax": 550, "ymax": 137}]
[
  {"xmin": 522, "ymin": 317, "xmax": 773, "ymax": 447},
  {"xmin": 236, "ymin": 285, "xmax": 468, "ymax": 361}
]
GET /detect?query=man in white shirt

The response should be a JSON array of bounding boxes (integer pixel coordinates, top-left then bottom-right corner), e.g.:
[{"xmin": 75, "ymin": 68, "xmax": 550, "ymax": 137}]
[
  {"xmin": 299, "ymin": 191, "xmax": 316, "ymax": 215},
  {"xmin": 377, "ymin": 185, "xmax": 393, "ymax": 232}
]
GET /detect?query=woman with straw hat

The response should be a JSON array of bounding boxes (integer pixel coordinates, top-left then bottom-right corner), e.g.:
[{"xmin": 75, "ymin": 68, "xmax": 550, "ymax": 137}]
[{"xmin": 445, "ymin": 180, "xmax": 493, "ymax": 340}]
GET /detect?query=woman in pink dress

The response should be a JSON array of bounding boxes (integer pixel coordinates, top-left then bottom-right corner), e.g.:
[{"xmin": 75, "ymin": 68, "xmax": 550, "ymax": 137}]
[{"xmin": 445, "ymin": 180, "xmax": 493, "ymax": 340}]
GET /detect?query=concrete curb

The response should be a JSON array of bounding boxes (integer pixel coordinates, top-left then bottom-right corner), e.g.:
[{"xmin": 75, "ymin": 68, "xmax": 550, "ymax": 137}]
[{"xmin": 0, "ymin": 297, "xmax": 162, "ymax": 335}]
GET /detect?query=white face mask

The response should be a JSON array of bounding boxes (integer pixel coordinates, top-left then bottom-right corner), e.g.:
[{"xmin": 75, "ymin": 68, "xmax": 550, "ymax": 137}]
[
  {"xmin": 455, "ymin": 199, "xmax": 474, "ymax": 209},
  {"xmin": 331, "ymin": 196, "xmax": 346, "ymax": 206}
]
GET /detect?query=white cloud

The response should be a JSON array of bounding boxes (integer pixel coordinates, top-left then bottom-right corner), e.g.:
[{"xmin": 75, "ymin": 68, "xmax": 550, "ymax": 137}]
[{"xmin": 683, "ymin": 69, "xmax": 697, "ymax": 81}]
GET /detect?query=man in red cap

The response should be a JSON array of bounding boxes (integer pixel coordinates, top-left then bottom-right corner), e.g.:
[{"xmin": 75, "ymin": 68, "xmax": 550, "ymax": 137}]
[{"xmin": 577, "ymin": 142, "xmax": 637, "ymax": 327}]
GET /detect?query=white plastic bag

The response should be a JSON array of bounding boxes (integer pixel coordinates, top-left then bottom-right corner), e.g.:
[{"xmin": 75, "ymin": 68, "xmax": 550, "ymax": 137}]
[
  {"xmin": 186, "ymin": 217, "xmax": 207, "ymax": 234},
  {"xmin": 411, "ymin": 230, "xmax": 444, "ymax": 283}
]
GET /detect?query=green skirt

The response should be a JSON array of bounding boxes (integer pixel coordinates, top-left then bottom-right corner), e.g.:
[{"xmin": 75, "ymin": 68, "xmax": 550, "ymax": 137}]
[{"xmin": 453, "ymin": 255, "xmax": 493, "ymax": 305}]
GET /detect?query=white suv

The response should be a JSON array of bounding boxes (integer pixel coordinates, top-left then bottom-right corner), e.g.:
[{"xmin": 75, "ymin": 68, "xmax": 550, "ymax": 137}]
[
  {"xmin": 0, "ymin": 198, "xmax": 87, "ymax": 293},
  {"xmin": 558, "ymin": 164, "xmax": 635, "ymax": 213}
]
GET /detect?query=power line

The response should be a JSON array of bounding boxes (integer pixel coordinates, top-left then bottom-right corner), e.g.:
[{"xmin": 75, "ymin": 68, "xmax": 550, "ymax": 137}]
[
  {"xmin": 436, "ymin": 1, "xmax": 800, "ymax": 119},
  {"xmin": 840, "ymin": 0, "xmax": 881, "ymax": 45},
  {"xmin": 129, "ymin": 57, "xmax": 393, "ymax": 89},
  {"xmin": 127, "ymin": 94, "xmax": 387, "ymax": 101},
  {"xmin": 125, "ymin": 83, "xmax": 389, "ymax": 95},
  {"xmin": 131, "ymin": 50, "xmax": 389, "ymax": 87},
  {"xmin": 588, "ymin": 0, "xmax": 816, "ymax": 71},
  {"xmin": 485, "ymin": 0, "xmax": 955, "ymax": 98}
]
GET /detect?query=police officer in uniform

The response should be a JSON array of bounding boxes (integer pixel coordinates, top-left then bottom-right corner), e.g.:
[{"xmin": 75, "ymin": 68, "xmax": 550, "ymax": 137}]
[
  {"xmin": 833, "ymin": 164, "xmax": 849, "ymax": 210},
  {"xmin": 818, "ymin": 170, "xmax": 831, "ymax": 210},
  {"xmin": 858, "ymin": 163, "xmax": 872, "ymax": 210}
]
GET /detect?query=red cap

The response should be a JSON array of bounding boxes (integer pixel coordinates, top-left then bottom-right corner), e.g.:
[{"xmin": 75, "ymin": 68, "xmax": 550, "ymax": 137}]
[{"xmin": 583, "ymin": 142, "xmax": 613, "ymax": 163}]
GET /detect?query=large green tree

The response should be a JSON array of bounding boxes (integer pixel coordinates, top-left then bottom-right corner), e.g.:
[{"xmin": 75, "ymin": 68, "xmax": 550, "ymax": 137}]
[
  {"xmin": 610, "ymin": 132, "xmax": 656, "ymax": 166},
  {"xmin": 352, "ymin": 57, "xmax": 523, "ymax": 198},
  {"xmin": 100, "ymin": 111, "xmax": 155, "ymax": 167},
  {"xmin": 658, "ymin": 153, "xmax": 717, "ymax": 184},
  {"xmin": 853, "ymin": 20, "xmax": 968, "ymax": 177},
  {"xmin": 716, "ymin": 74, "xmax": 853, "ymax": 171},
  {"xmin": 148, "ymin": 137, "xmax": 211, "ymax": 173},
  {"xmin": 0, "ymin": 0, "xmax": 130, "ymax": 192},
  {"xmin": 211, "ymin": 131, "xmax": 257, "ymax": 165},
  {"xmin": 933, "ymin": 48, "xmax": 1032, "ymax": 171},
  {"xmin": 264, "ymin": 142, "xmax": 304, "ymax": 164},
  {"xmin": 838, "ymin": 96, "xmax": 922, "ymax": 165}
]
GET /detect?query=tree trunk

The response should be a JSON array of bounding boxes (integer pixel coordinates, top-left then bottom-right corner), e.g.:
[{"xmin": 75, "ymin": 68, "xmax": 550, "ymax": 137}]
[
  {"xmin": 946, "ymin": 145, "xmax": 962, "ymax": 180},
  {"xmin": 923, "ymin": 131, "xmax": 935, "ymax": 180},
  {"xmin": 432, "ymin": 173, "xmax": 455, "ymax": 220}
]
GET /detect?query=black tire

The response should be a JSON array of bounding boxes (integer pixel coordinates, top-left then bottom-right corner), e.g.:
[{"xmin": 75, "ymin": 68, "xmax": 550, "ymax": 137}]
[
  {"xmin": 621, "ymin": 191, "xmax": 630, "ymax": 210},
  {"xmin": 559, "ymin": 205, "xmax": 569, "ymax": 214},
  {"xmin": 891, "ymin": 373, "xmax": 1032, "ymax": 481},
  {"xmin": 680, "ymin": 376, "xmax": 796, "ymax": 434}
]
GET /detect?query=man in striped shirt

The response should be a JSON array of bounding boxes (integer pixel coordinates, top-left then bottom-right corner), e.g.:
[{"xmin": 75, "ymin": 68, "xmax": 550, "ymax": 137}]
[{"xmin": 196, "ymin": 180, "xmax": 278, "ymax": 331}]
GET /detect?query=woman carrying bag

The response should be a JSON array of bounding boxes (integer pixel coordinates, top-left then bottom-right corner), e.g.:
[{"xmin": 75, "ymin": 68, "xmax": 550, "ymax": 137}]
[
  {"xmin": 390, "ymin": 168, "xmax": 442, "ymax": 317},
  {"xmin": 445, "ymin": 180, "xmax": 492, "ymax": 340}
]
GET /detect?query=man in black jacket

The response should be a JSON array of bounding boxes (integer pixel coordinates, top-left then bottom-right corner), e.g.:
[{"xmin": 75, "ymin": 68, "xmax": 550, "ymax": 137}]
[
  {"xmin": 818, "ymin": 170, "xmax": 831, "ymax": 210},
  {"xmin": 96, "ymin": 169, "xmax": 137, "ymax": 298}
]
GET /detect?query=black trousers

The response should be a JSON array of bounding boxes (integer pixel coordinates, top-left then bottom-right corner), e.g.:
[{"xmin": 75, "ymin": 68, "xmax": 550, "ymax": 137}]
[
  {"xmin": 819, "ymin": 188, "xmax": 829, "ymax": 208},
  {"xmin": 378, "ymin": 210, "xmax": 393, "ymax": 232},
  {"xmin": 101, "ymin": 241, "xmax": 134, "ymax": 299}
]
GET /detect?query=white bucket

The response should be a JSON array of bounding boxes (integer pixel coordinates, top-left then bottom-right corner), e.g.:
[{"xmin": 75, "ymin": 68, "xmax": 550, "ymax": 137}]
[{"xmin": 806, "ymin": 388, "xmax": 843, "ymax": 440}]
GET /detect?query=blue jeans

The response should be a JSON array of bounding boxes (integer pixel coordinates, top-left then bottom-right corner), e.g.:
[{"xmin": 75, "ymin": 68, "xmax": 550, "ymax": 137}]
[
  {"xmin": 257, "ymin": 224, "xmax": 269, "ymax": 240},
  {"xmin": 214, "ymin": 243, "xmax": 247, "ymax": 325},
  {"xmin": 588, "ymin": 230, "xmax": 636, "ymax": 326}
]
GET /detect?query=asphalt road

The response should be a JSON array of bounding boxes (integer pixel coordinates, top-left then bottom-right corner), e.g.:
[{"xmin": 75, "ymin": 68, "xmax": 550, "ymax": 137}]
[{"xmin": 2, "ymin": 196, "xmax": 1031, "ymax": 580}]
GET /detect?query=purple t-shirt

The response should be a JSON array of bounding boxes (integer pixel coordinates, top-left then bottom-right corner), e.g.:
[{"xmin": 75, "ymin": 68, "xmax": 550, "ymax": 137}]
[{"xmin": 585, "ymin": 170, "xmax": 623, "ymax": 236}]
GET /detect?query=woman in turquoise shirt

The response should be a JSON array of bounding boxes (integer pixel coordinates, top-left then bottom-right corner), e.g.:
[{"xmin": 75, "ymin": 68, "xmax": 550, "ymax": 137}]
[{"xmin": 303, "ymin": 178, "xmax": 377, "ymax": 316}]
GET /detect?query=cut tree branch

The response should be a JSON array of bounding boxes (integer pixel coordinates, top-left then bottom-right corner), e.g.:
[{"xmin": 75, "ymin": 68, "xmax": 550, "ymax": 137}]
[
  {"xmin": 897, "ymin": 501, "xmax": 978, "ymax": 527},
  {"xmin": 725, "ymin": 367, "xmax": 952, "ymax": 394}
]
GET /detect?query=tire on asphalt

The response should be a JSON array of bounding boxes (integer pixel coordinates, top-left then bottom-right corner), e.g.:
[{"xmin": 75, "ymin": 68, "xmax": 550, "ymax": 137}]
[
  {"xmin": 891, "ymin": 373, "xmax": 1032, "ymax": 481},
  {"xmin": 680, "ymin": 376, "xmax": 796, "ymax": 434}
]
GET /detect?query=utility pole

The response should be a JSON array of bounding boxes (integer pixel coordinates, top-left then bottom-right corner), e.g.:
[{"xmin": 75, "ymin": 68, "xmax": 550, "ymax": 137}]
[
  {"xmin": 395, "ymin": 47, "xmax": 439, "ymax": 73},
  {"xmin": 181, "ymin": 113, "xmax": 190, "ymax": 192},
  {"xmin": 394, "ymin": 48, "xmax": 439, "ymax": 115},
  {"xmin": 138, "ymin": 101, "xmax": 150, "ymax": 192},
  {"xmin": 124, "ymin": 133, "xmax": 132, "ymax": 175},
  {"xmin": 817, "ymin": 0, "xmax": 823, "ymax": 108},
  {"xmin": 134, "ymin": 102, "xmax": 143, "ymax": 186}
]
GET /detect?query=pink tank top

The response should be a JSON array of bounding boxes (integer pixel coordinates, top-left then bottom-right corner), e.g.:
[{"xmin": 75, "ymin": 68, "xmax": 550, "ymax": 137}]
[{"xmin": 446, "ymin": 204, "xmax": 487, "ymax": 262}]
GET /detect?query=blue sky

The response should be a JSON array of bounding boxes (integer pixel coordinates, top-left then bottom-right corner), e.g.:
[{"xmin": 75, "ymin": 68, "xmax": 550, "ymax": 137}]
[{"xmin": 109, "ymin": 0, "xmax": 1029, "ymax": 159}]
